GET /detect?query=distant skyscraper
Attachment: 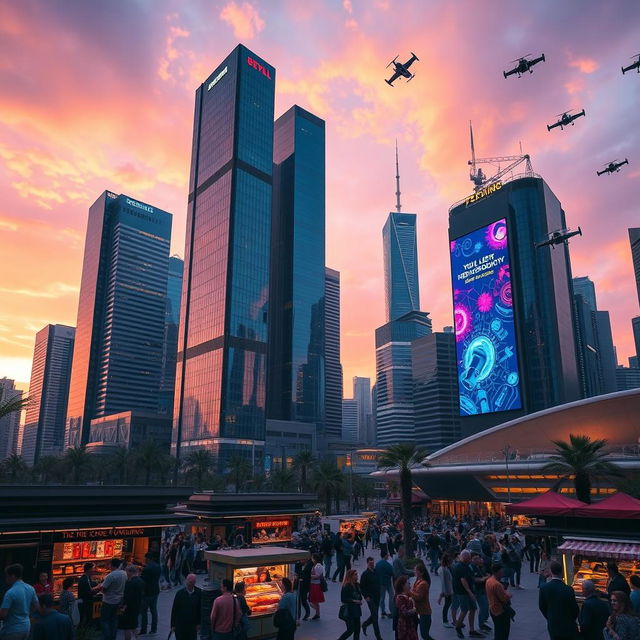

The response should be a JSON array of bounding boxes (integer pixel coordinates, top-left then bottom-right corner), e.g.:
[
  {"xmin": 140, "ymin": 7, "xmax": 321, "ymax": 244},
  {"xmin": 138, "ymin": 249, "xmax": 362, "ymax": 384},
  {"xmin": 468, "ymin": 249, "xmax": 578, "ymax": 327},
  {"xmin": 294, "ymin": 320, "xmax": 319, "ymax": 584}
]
[
  {"xmin": 449, "ymin": 176, "xmax": 580, "ymax": 436},
  {"xmin": 383, "ymin": 145, "xmax": 420, "ymax": 322},
  {"xmin": 632, "ymin": 316, "xmax": 640, "ymax": 361},
  {"xmin": 353, "ymin": 377, "xmax": 372, "ymax": 444},
  {"xmin": 22, "ymin": 325, "xmax": 75, "ymax": 464},
  {"xmin": 375, "ymin": 311, "xmax": 432, "ymax": 446},
  {"xmin": 595, "ymin": 310, "xmax": 618, "ymax": 394},
  {"xmin": 268, "ymin": 106, "xmax": 325, "ymax": 439},
  {"xmin": 411, "ymin": 332, "xmax": 460, "ymax": 452},
  {"xmin": 173, "ymin": 45, "xmax": 275, "ymax": 469},
  {"xmin": 0, "ymin": 378, "xmax": 22, "ymax": 460},
  {"xmin": 65, "ymin": 192, "xmax": 172, "ymax": 447},
  {"xmin": 573, "ymin": 294, "xmax": 603, "ymax": 398},
  {"xmin": 573, "ymin": 276, "xmax": 598, "ymax": 311},
  {"xmin": 158, "ymin": 256, "xmax": 183, "ymax": 418},
  {"xmin": 630, "ymin": 228, "xmax": 640, "ymax": 306},
  {"xmin": 616, "ymin": 366, "xmax": 640, "ymax": 391},
  {"xmin": 341, "ymin": 398, "xmax": 358, "ymax": 442},
  {"xmin": 325, "ymin": 267, "xmax": 342, "ymax": 440}
]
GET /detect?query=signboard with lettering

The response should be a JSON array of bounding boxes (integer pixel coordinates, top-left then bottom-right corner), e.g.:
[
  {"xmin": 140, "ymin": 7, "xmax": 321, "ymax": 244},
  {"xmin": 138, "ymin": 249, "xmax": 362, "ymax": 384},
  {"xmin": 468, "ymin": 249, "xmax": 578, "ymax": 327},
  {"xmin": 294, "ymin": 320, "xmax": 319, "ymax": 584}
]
[
  {"xmin": 53, "ymin": 527, "xmax": 150, "ymax": 542},
  {"xmin": 251, "ymin": 519, "xmax": 291, "ymax": 544}
]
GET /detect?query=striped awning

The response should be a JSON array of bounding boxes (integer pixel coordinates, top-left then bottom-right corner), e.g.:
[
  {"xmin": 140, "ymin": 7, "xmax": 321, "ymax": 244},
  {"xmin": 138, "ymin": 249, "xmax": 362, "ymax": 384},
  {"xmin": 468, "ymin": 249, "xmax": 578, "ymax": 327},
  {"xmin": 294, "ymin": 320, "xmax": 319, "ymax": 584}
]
[{"xmin": 558, "ymin": 539, "xmax": 640, "ymax": 561}]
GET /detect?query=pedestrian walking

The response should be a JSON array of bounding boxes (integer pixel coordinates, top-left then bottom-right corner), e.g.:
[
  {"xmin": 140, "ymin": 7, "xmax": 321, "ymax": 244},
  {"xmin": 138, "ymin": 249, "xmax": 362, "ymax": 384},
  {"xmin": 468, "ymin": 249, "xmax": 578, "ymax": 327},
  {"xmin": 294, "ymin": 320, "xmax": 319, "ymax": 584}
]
[
  {"xmin": 321, "ymin": 532, "xmax": 334, "ymax": 578},
  {"xmin": 375, "ymin": 551, "xmax": 395, "ymax": 618},
  {"xmin": 57, "ymin": 578, "xmax": 77, "ymax": 624},
  {"xmin": 392, "ymin": 546, "xmax": 413, "ymax": 581},
  {"xmin": 629, "ymin": 575, "xmax": 640, "ymax": 614},
  {"xmin": 605, "ymin": 591, "xmax": 640, "ymax": 640},
  {"xmin": 394, "ymin": 576, "xmax": 418, "ymax": 640},
  {"xmin": 606, "ymin": 564, "xmax": 631, "ymax": 599},
  {"xmin": 140, "ymin": 553, "xmax": 161, "ymax": 635},
  {"xmin": 379, "ymin": 528, "xmax": 389, "ymax": 558},
  {"xmin": 452, "ymin": 550, "xmax": 482, "ymax": 638},
  {"xmin": 309, "ymin": 553, "xmax": 325, "ymax": 620},
  {"xmin": 234, "ymin": 582, "xmax": 251, "ymax": 639},
  {"xmin": 275, "ymin": 578, "xmax": 296, "ymax": 640},
  {"xmin": 170, "ymin": 574, "xmax": 202, "ymax": 640},
  {"xmin": 471, "ymin": 552, "xmax": 491, "ymax": 633},
  {"xmin": 0, "ymin": 564, "xmax": 38, "ymax": 640},
  {"xmin": 99, "ymin": 558, "xmax": 127, "ymax": 640},
  {"xmin": 538, "ymin": 561, "xmax": 579, "ymax": 640},
  {"xmin": 209, "ymin": 579, "xmax": 242, "ymax": 640},
  {"xmin": 579, "ymin": 580, "xmax": 610, "ymax": 640},
  {"xmin": 296, "ymin": 557, "xmax": 312, "ymax": 621},
  {"xmin": 438, "ymin": 553, "xmax": 454, "ymax": 628},
  {"xmin": 411, "ymin": 562, "xmax": 433, "ymax": 640},
  {"xmin": 333, "ymin": 534, "xmax": 346, "ymax": 583},
  {"xmin": 426, "ymin": 531, "xmax": 441, "ymax": 575},
  {"xmin": 77, "ymin": 562, "xmax": 99, "ymax": 625},
  {"xmin": 337, "ymin": 569, "xmax": 362, "ymax": 640},
  {"xmin": 486, "ymin": 564, "xmax": 512, "ymax": 640},
  {"xmin": 538, "ymin": 551, "xmax": 551, "ymax": 588},
  {"xmin": 360, "ymin": 557, "xmax": 382, "ymax": 640},
  {"xmin": 33, "ymin": 593, "xmax": 73, "ymax": 640},
  {"xmin": 118, "ymin": 565, "xmax": 144, "ymax": 640}
]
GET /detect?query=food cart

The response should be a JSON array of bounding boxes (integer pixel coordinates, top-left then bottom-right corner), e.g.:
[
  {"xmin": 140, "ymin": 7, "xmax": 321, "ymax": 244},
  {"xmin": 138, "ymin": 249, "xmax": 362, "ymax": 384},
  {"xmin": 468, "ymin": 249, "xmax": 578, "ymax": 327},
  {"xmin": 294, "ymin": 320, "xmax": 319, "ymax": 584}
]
[
  {"xmin": 558, "ymin": 536, "xmax": 640, "ymax": 601},
  {"xmin": 205, "ymin": 547, "xmax": 309, "ymax": 639},
  {"xmin": 322, "ymin": 514, "xmax": 370, "ymax": 535}
]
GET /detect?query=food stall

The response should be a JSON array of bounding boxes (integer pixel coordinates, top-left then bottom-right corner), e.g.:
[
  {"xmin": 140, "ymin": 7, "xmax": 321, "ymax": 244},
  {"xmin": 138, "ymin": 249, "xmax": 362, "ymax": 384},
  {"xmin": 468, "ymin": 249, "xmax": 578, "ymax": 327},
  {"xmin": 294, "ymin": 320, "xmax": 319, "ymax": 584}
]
[
  {"xmin": 205, "ymin": 547, "xmax": 309, "ymax": 639},
  {"xmin": 558, "ymin": 536, "xmax": 640, "ymax": 600},
  {"xmin": 322, "ymin": 514, "xmax": 370, "ymax": 535}
]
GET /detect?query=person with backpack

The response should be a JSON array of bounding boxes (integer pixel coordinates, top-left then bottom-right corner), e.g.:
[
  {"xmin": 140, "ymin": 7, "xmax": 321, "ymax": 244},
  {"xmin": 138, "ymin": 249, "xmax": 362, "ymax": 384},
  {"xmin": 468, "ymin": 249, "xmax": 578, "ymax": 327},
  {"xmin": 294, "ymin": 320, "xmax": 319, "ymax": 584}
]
[{"xmin": 274, "ymin": 578, "xmax": 296, "ymax": 640}]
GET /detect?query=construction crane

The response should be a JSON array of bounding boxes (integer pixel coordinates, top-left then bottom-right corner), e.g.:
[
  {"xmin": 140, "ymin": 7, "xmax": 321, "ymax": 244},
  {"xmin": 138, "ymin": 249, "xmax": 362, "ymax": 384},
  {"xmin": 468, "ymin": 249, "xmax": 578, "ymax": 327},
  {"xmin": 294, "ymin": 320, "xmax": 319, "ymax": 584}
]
[{"xmin": 468, "ymin": 121, "xmax": 534, "ymax": 191}]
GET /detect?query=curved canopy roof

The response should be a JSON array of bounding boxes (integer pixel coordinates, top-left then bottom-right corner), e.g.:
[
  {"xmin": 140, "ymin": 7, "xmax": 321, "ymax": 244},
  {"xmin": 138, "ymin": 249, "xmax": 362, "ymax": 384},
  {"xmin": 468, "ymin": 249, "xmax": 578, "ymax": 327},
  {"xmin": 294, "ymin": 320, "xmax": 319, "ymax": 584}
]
[{"xmin": 505, "ymin": 490, "xmax": 586, "ymax": 515}]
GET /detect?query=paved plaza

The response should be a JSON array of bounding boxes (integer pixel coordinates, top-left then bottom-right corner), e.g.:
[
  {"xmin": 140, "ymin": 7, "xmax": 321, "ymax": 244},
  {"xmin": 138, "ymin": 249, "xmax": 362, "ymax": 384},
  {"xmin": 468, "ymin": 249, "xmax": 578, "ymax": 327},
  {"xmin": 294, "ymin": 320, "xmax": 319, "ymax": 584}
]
[{"xmin": 148, "ymin": 554, "xmax": 547, "ymax": 640}]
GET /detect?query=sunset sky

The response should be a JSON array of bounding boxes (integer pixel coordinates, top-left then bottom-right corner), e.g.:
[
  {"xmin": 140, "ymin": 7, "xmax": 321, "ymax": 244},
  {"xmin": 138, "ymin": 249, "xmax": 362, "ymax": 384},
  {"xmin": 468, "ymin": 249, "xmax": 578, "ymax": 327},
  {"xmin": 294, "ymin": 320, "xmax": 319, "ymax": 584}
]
[{"xmin": 1, "ymin": 0, "xmax": 639, "ymax": 394}]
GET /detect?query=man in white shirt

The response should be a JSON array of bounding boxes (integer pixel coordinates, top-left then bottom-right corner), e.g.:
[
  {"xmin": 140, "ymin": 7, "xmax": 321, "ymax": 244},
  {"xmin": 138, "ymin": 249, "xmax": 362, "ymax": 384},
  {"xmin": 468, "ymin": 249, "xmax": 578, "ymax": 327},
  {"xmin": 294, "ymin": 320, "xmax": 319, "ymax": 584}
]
[{"xmin": 99, "ymin": 558, "xmax": 127, "ymax": 640}]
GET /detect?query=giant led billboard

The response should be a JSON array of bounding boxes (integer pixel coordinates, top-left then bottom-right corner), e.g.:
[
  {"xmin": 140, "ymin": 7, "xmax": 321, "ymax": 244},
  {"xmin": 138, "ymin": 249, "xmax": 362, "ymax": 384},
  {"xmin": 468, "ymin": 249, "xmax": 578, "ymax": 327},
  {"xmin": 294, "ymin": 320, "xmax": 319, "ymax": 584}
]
[{"xmin": 450, "ymin": 218, "xmax": 522, "ymax": 415}]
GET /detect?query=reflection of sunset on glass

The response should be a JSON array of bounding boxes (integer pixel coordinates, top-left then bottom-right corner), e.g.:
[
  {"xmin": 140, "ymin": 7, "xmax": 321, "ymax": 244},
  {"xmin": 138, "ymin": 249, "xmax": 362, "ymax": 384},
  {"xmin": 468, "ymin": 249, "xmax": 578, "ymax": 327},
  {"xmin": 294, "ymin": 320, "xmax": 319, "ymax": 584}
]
[{"xmin": 1, "ymin": 0, "xmax": 639, "ymax": 391}]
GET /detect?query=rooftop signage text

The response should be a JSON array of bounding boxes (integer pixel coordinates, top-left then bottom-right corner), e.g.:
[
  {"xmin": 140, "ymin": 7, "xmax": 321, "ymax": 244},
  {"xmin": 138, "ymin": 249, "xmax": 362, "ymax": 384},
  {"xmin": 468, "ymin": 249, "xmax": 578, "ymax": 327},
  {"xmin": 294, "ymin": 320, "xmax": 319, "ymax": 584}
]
[
  {"xmin": 464, "ymin": 181, "xmax": 503, "ymax": 207},
  {"xmin": 207, "ymin": 66, "xmax": 228, "ymax": 91},
  {"xmin": 126, "ymin": 197, "xmax": 154, "ymax": 214},
  {"xmin": 247, "ymin": 56, "xmax": 272, "ymax": 79}
]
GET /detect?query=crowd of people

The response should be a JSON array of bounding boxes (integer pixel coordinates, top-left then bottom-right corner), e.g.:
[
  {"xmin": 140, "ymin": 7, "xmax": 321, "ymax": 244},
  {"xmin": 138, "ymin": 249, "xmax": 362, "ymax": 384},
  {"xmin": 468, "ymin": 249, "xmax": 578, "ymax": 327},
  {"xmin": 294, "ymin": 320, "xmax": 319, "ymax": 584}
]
[{"xmin": 1, "ymin": 512, "xmax": 639, "ymax": 640}]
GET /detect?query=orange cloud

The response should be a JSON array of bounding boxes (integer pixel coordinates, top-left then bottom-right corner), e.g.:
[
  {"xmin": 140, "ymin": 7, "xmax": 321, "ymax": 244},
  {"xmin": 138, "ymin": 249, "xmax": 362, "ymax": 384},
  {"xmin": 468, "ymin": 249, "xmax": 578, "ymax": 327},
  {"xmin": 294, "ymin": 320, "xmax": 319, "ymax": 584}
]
[
  {"xmin": 219, "ymin": 2, "xmax": 265, "ymax": 39},
  {"xmin": 569, "ymin": 58, "xmax": 599, "ymax": 73}
]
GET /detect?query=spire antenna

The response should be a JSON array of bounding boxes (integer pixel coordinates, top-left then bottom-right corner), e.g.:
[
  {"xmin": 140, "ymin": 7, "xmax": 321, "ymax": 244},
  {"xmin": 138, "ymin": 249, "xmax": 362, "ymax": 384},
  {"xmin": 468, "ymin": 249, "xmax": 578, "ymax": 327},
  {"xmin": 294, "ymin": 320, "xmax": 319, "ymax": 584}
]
[{"xmin": 395, "ymin": 139, "xmax": 402, "ymax": 212}]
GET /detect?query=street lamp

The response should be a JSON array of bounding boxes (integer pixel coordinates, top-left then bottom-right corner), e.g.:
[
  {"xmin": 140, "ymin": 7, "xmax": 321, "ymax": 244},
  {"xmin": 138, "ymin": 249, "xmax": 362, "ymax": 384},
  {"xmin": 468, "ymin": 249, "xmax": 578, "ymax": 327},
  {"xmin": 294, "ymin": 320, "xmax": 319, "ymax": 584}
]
[{"xmin": 501, "ymin": 444, "xmax": 514, "ymax": 504}]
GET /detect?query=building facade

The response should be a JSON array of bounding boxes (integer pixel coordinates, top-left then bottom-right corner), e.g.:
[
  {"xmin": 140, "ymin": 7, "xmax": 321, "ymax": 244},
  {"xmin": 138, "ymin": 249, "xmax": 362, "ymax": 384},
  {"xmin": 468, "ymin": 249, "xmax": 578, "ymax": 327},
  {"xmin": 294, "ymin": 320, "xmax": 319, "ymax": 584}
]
[
  {"xmin": 21, "ymin": 325, "xmax": 75, "ymax": 464},
  {"xmin": 65, "ymin": 192, "xmax": 172, "ymax": 447},
  {"xmin": 86, "ymin": 411, "xmax": 172, "ymax": 454},
  {"xmin": 353, "ymin": 377, "xmax": 373, "ymax": 444},
  {"xmin": 325, "ymin": 267, "xmax": 343, "ymax": 440},
  {"xmin": 615, "ymin": 366, "xmax": 640, "ymax": 391},
  {"xmin": 633, "ymin": 316, "xmax": 640, "ymax": 361},
  {"xmin": 573, "ymin": 276, "xmax": 598, "ymax": 311},
  {"xmin": 341, "ymin": 398, "xmax": 358, "ymax": 442},
  {"xmin": 375, "ymin": 311, "xmax": 432, "ymax": 446},
  {"xmin": 268, "ymin": 106, "xmax": 325, "ymax": 440},
  {"xmin": 0, "ymin": 378, "xmax": 22, "ymax": 460},
  {"xmin": 573, "ymin": 294, "xmax": 603, "ymax": 399},
  {"xmin": 448, "ymin": 176, "xmax": 580, "ymax": 436},
  {"xmin": 173, "ymin": 45, "xmax": 275, "ymax": 469},
  {"xmin": 411, "ymin": 331, "xmax": 461, "ymax": 452},
  {"xmin": 594, "ymin": 310, "xmax": 618, "ymax": 394},
  {"xmin": 158, "ymin": 257, "xmax": 184, "ymax": 418},
  {"xmin": 629, "ymin": 228, "xmax": 640, "ymax": 306}
]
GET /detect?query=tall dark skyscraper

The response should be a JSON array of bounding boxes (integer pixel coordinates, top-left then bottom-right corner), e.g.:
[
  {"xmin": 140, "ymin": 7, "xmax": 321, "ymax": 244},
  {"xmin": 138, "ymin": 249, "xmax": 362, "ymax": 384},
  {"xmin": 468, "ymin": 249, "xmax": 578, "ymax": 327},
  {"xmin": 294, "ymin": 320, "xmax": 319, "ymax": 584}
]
[
  {"xmin": 594, "ymin": 310, "xmax": 618, "ymax": 393},
  {"xmin": 573, "ymin": 276, "xmax": 597, "ymax": 311},
  {"xmin": 324, "ymin": 267, "xmax": 343, "ymax": 440},
  {"xmin": 632, "ymin": 316, "xmax": 640, "ymax": 361},
  {"xmin": 448, "ymin": 176, "xmax": 580, "ymax": 436},
  {"xmin": 411, "ymin": 331, "xmax": 460, "ymax": 452},
  {"xmin": 0, "ymin": 378, "xmax": 22, "ymax": 460},
  {"xmin": 65, "ymin": 192, "xmax": 172, "ymax": 447},
  {"xmin": 353, "ymin": 376, "xmax": 372, "ymax": 444},
  {"xmin": 573, "ymin": 293, "xmax": 603, "ymax": 398},
  {"xmin": 22, "ymin": 324, "xmax": 75, "ymax": 464},
  {"xmin": 268, "ymin": 106, "xmax": 325, "ymax": 438},
  {"xmin": 630, "ymin": 228, "xmax": 640, "ymax": 306},
  {"xmin": 173, "ymin": 45, "xmax": 275, "ymax": 468},
  {"xmin": 158, "ymin": 256, "xmax": 183, "ymax": 417}
]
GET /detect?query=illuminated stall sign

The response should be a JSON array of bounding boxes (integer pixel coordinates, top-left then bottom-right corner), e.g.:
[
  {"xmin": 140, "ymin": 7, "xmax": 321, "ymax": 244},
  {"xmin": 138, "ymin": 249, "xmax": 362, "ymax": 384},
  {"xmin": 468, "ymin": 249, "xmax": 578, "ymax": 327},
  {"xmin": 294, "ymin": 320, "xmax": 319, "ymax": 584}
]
[
  {"xmin": 450, "ymin": 218, "xmax": 522, "ymax": 416},
  {"xmin": 251, "ymin": 519, "xmax": 292, "ymax": 544}
]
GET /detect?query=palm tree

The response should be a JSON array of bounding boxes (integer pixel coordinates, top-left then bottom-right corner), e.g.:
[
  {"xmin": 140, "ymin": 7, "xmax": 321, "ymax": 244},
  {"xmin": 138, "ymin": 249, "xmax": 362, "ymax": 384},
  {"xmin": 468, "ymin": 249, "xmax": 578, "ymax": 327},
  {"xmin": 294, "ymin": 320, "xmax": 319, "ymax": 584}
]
[
  {"xmin": 33, "ymin": 455, "xmax": 62, "ymax": 483},
  {"xmin": 378, "ymin": 442, "xmax": 429, "ymax": 557},
  {"xmin": 292, "ymin": 450, "xmax": 315, "ymax": 492},
  {"xmin": 135, "ymin": 440, "xmax": 163, "ymax": 485},
  {"xmin": 0, "ymin": 395, "xmax": 29, "ymax": 419},
  {"xmin": 2, "ymin": 453, "xmax": 28, "ymax": 482},
  {"xmin": 270, "ymin": 468, "xmax": 295, "ymax": 493},
  {"xmin": 226, "ymin": 455, "xmax": 251, "ymax": 494},
  {"xmin": 64, "ymin": 446, "xmax": 92, "ymax": 484},
  {"xmin": 105, "ymin": 447, "xmax": 131, "ymax": 484},
  {"xmin": 182, "ymin": 449, "xmax": 214, "ymax": 491},
  {"xmin": 543, "ymin": 434, "xmax": 623, "ymax": 504},
  {"xmin": 311, "ymin": 461, "xmax": 343, "ymax": 515}
]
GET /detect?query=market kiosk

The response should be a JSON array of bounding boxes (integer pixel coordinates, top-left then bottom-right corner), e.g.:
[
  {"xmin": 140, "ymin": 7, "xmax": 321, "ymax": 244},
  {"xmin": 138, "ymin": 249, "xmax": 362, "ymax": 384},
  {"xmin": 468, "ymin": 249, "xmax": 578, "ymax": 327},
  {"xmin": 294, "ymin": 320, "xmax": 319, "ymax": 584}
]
[
  {"xmin": 205, "ymin": 547, "xmax": 309, "ymax": 639},
  {"xmin": 322, "ymin": 514, "xmax": 370, "ymax": 535}
]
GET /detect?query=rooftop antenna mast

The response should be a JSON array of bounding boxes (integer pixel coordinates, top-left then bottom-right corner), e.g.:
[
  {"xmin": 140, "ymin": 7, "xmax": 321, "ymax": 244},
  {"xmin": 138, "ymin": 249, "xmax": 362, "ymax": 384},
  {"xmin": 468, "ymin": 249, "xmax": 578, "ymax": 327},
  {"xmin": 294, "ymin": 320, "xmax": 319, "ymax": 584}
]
[
  {"xmin": 395, "ymin": 139, "xmax": 402, "ymax": 212},
  {"xmin": 469, "ymin": 121, "xmax": 486, "ymax": 189}
]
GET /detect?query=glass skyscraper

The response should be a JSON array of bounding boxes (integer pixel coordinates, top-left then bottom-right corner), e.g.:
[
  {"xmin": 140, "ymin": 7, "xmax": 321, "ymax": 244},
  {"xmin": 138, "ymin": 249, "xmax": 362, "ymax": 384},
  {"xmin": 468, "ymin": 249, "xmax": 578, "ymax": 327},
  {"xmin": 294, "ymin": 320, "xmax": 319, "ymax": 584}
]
[
  {"xmin": 629, "ymin": 228, "xmax": 640, "ymax": 306},
  {"xmin": 573, "ymin": 276, "xmax": 598, "ymax": 311},
  {"xmin": 65, "ymin": 191, "xmax": 172, "ymax": 447},
  {"xmin": 268, "ymin": 106, "xmax": 325, "ymax": 438},
  {"xmin": 22, "ymin": 324, "xmax": 75, "ymax": 464},
  {"xmin": 0, "ymin": 378, "xmax": 22, "ymax": 460},
  {"xmin": 383, "ymin": 213, "xmax": 420, "ymax": 321},
  {"xmin": 173, "ymin": 45, "xmax": 275, "ymax": 468},
  {"xmin": 324, "ymin": 267, "xmax": 342, "ymax": 440}
]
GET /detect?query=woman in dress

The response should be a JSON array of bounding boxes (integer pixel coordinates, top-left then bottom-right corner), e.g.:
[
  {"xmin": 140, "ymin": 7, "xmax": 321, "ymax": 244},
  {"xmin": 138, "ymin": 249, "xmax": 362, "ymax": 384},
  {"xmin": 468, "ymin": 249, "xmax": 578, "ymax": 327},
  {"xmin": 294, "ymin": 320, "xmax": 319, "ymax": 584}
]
[
  {"xmin": 411, "ymin": 563, "xmax": 432, "ymax": 640},
  {"xmin": 338, "ymin": 569, "xmax": 362, "ymax": 640},
  {"xmin": 308, "ymin": 553, "xmax": 325, "ymax": 620},
  {"xmin": 605, "ymin": 591, "xmax": 640, "ymax": 640},
  {"xmin": 395, "ymin": 575, "xmax": 418, "ymax": 640}
]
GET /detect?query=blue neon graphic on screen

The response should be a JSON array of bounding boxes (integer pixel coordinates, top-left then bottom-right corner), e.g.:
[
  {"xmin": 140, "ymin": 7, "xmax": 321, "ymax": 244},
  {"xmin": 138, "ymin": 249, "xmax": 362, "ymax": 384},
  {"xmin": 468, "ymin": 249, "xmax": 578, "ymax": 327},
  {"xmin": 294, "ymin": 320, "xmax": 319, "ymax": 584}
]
[{"xmin": 450, "ymin": 218, "xmax": 522, "ymax": 416}]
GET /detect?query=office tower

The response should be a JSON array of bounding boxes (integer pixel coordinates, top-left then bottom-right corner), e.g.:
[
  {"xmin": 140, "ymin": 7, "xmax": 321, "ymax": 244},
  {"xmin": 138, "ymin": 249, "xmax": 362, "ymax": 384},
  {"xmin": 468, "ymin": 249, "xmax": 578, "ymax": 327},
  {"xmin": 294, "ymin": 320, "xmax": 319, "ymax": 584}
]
[
  {"xmin": 65, "ymin": 192, "xmax": 172, "ymax": 447},
  {"xmin": 341, "ymin": 398, "xmax": 358, "ymax": 442},
  {"xmin": 616, "ymin": 366, "xmax": 640, "ymax": 391},
  {"xmin": 411, "ymin": 331, "xmax": 461, "ymax": 452},
  {"xmin": 21, "ymin": 325, "xmax": 75, "ymax": 464},
  {"xmin": 370, "ymin": 384, "xmax": 377, "ymax": 445},
  {"xmin": 630, "ymin": 228, "xmax": 640, "ymax": 306},
  {"xmin": 268, "ymin": 106, "xmax": 325, "ymax": 439},
  {"xmin": 633, "ymin": 316, "xmax": 640, "ymax": 361},
  {"xmin": 0, "ymin": 378, "xmax": 23, "ymax": 459},
  {"xmin": 595, "ymin": 310, "xmax": 618, "ymax": 394},
  {"xmin": 325, "ymin": 267, "xmax": 343, "ymax": 440},
  {"xmin": 158, "ymin": 256, "xmax": 183, "ymax": 417},
  {"xmin": 353, "ymin": 377, "xmax": 372, "ymax": 444},
  {"xmin": 629, "ymin": 356, "xmax": 639, "ymax": 368},
  {"xmin": 375, "ymin": 311, "xmax": 432, "ymax": 446},
  {"xmin": 383, "ymin": 145, "xmax": 420, "ymax": 322},
  {"xmin": 573, "ymin": 276, "xmax": 598, "ymax": 311},
  {"xmin": 449, "ymin": 176, "xmax": 580, "ymax": 436},
  {"xmin": 573, "ymin": 294, "xmax": 603, "ymax": 398},
  {"xmin": 173, "ymin": 45, "xmax": 275, "ymax": 469},
  {"xmin": 87, "ymin": 411, "xmax": 172, "ymax": 453}
]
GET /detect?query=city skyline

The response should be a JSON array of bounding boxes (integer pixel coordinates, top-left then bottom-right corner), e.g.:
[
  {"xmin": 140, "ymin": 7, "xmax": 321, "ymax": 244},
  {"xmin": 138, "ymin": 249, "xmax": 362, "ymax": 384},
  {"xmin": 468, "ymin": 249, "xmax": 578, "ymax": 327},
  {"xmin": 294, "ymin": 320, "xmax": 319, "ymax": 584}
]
[{"xmin": 2, "ymin": 1, "xmax": 640, "ymax": 393}]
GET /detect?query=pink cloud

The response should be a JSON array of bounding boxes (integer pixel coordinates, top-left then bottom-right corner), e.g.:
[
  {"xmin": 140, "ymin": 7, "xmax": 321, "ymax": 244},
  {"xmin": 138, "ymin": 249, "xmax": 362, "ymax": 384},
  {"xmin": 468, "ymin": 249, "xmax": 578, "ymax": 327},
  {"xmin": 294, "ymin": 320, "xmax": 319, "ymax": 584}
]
[
  {"xmin": 569, "ymin": 57, "xmax": 599, "ymax": 73},
  {"xmin": 219, "ymin": 2, "xmax": 265, "ymax": 40}
]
